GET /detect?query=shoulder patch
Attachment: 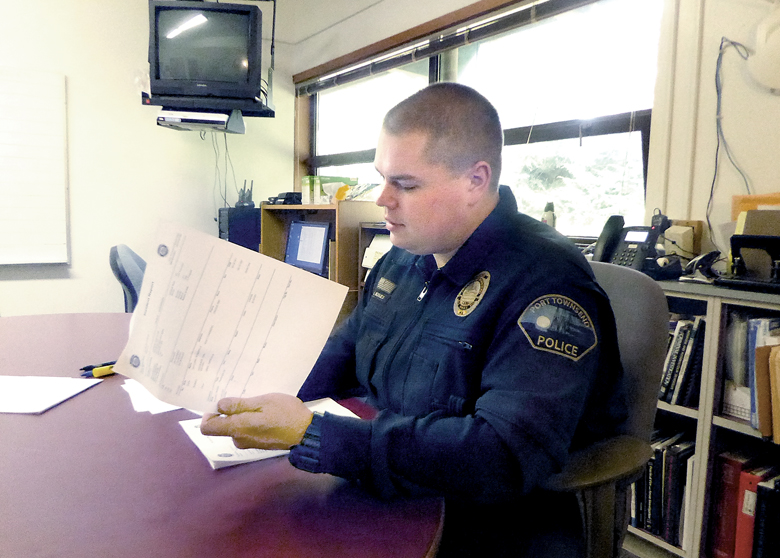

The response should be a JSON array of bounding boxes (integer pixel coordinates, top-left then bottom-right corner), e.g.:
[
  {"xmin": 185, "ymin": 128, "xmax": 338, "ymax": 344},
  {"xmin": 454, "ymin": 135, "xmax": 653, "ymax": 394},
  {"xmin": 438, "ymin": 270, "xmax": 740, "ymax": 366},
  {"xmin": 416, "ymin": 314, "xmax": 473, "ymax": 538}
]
[
  {"xmin": 454, "ymin": 271, "xmax": 490, "ymax": 317},
  {"xmin": 517, "ymin": 294, "xmax": 597, "ymax": 361}
]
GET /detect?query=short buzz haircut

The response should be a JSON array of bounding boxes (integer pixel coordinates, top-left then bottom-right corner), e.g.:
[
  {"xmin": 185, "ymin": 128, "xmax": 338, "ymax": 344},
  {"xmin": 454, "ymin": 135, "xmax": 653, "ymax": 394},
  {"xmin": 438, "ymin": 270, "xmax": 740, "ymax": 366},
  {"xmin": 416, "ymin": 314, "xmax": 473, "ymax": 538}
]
[{"xmin": 382, "ymin": 83, "xmax": 503, "ymax": 189}]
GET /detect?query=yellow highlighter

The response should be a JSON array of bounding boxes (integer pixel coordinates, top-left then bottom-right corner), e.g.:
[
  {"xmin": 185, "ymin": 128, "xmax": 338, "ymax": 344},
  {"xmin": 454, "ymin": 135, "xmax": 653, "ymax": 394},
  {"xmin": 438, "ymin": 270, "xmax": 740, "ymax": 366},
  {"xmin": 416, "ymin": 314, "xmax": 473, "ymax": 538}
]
[{"xmin": 90, "ymin": 364, "xmax": 115, "ymax": 378}]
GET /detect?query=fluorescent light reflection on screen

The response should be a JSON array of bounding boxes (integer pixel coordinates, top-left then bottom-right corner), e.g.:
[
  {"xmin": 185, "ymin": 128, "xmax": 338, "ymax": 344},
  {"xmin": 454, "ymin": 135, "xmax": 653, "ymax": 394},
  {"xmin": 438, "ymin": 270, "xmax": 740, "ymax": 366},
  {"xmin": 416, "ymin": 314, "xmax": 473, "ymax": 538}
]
[{"xmin": 166, "ymin": 14, "xmax": 207, "ymax": 39}]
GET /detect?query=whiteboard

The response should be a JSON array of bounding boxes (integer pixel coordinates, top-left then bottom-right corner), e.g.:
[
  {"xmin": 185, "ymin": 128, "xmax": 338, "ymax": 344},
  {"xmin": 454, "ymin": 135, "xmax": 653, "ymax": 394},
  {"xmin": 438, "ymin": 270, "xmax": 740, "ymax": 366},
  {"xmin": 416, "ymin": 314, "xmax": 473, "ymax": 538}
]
[{"xmin": 0, "ymin": 68, "xmax": 68, "ymax": 265}]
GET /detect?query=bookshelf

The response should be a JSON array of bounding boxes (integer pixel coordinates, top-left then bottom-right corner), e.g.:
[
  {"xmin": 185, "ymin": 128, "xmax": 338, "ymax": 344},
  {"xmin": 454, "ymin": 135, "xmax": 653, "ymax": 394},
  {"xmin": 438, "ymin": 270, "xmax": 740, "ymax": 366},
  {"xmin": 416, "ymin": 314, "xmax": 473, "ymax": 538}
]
[
  {"xmin": 357, "ymin": 222, "xmax": 389, "ymax": 303},
  {"xmin": 259, "ymin": 201, "xmax": 384, "ymax": 323},
  {"xmin": 623, "ymin": 281, "xmax": 780, "ymax": 558}
]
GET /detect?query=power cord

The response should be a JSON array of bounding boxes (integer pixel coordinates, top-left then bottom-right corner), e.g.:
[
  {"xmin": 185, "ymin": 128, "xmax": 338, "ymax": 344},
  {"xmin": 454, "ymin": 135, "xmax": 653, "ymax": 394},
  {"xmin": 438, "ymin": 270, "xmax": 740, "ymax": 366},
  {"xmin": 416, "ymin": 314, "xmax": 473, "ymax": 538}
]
[
  {"xmin": 706, "ymin": 37, "xmax": 752, "ymax": 252},
  {"xmin": 206, "ymin": 131, "xmax": 239, "ymax": 217},
  {"xmin": 659, "ymin": 236, "xmax": 697, "ymax": 262}
]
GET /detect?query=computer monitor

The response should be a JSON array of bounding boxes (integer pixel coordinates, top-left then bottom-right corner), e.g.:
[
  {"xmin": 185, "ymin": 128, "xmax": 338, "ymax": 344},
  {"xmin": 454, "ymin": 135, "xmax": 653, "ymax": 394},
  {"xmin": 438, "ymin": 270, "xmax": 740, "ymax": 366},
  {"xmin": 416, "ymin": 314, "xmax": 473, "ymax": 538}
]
[{"xmin": 284, "ymin": 221, "xmax": 330, "ymax": 277}]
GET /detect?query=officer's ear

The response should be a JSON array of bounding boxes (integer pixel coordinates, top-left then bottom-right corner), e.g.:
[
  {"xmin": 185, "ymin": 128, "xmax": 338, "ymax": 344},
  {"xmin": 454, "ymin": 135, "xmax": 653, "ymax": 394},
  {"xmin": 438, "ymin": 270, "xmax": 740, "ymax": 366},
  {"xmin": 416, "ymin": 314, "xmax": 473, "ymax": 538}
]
[{"xmin": 465, "ymin": 160, "xmax": 492, "ymax": 200}]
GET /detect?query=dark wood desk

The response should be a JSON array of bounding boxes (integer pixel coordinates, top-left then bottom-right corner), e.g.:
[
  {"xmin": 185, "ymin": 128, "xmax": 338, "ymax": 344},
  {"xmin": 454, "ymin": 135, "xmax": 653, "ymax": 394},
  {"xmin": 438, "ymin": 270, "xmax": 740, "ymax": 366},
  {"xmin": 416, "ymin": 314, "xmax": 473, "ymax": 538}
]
[{"xmin": 0, "ymin": 313, "xmax": 443, "ymax": 558}]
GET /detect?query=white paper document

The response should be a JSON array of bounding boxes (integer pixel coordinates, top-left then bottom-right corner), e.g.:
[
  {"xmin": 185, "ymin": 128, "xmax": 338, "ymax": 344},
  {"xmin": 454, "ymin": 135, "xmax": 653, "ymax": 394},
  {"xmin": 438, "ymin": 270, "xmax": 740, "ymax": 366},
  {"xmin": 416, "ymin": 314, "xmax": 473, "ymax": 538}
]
[
  {"xmin": 0, "ymin": 376, "xmax": 101, "ymax": 414},
  {"xmin": 113, "ymin": 222, "xmax": 348, "ymax": 414},
  {"xmin": 179, "ymin": 397, "xmax": 358, "ymax": 469},
  {"xmin": 121, "ymin": 379, "xmax": 183, "ymax": 414}
]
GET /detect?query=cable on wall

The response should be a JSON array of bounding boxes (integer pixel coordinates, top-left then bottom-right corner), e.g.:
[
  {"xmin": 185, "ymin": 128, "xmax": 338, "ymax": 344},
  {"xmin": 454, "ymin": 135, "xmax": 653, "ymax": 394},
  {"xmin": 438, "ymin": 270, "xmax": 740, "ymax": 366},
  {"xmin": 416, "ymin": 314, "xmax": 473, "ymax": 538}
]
[{"xmin": 706, "ymin": 37, "xmax": 752, "ymax": 250}]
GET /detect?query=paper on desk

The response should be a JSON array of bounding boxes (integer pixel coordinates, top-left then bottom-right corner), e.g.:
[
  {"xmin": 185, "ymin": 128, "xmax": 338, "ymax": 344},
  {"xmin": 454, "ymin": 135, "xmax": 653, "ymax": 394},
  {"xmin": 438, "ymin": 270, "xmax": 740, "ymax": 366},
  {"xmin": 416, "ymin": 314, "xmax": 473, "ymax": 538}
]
[
  {"xmin": 113, "ymin": 221, "xmax": 348, "ymax": 414},
  {"xmin": 179, "ymin": 397, "xmax": 359, "ymax": 469},
  {"xmin": 0, "ymin": 376, "xmax": 101, "ymax": 414},
  {"xmin": 121, "ymin": 379, "xmax": 182, "ymax": 414}
]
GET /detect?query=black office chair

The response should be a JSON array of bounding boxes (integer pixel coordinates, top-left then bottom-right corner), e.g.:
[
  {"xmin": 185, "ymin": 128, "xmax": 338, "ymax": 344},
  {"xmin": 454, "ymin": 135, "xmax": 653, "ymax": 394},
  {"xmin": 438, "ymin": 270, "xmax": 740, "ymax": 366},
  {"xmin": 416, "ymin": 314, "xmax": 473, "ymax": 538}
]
[
  {"xmin": 541, "ymin": 261, "xmax": 669, "ymax": 558},
  {"xmin": 109, "ymin": 244, "xmax": 146, "ymax": 313}
]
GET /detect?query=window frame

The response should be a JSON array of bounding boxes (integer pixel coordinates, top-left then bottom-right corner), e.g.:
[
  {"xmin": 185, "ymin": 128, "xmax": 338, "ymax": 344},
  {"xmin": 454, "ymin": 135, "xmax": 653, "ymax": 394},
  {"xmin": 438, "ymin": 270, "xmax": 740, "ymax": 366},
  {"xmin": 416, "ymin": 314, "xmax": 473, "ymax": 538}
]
[{"xmin": 294, "ymin": 0, "xmax": 653, "ymax": 211}]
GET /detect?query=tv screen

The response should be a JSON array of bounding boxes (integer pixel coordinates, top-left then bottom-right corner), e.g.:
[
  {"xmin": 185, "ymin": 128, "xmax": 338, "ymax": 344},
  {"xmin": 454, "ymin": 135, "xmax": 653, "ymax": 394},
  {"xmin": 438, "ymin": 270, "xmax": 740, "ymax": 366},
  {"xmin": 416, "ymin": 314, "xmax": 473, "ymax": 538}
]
[
  {"xmin": 284, "ymin": 221, "xmax": 330, "ymax": 277},
  {"xmin": 148, "ymin": 1, "xmax": 263, "ymax": 101}
]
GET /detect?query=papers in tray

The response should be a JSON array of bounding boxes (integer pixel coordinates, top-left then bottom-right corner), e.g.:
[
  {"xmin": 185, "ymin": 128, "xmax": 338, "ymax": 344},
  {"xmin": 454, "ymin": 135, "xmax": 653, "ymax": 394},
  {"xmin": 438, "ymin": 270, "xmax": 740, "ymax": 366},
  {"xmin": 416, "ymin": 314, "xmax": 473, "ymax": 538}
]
[
  {"xmin": 0, "ymin": 376, "xmax": 101, "ymax": 414},
  {"xmin": 180, "ymin": 397, "xmax": 358, "ymax": 469}
]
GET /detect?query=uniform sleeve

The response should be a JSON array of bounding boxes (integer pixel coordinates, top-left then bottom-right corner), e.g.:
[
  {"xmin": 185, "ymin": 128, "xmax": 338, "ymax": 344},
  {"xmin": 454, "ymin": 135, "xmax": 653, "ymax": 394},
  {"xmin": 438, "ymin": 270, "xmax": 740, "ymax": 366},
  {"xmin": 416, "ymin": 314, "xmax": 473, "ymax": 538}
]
[
  {"xmin": 291, "ymin": 275, "xmax": 624, "ymax": 504},
  {"xmin": 296, "ymin": 314, "xmax": 360, "ymax": 402}
]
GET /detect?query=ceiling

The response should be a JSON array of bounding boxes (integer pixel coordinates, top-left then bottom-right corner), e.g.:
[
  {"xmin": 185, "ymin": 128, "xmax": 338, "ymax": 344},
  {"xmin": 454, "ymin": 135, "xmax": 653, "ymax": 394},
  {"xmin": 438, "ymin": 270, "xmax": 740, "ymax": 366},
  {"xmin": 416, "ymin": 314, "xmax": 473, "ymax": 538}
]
[{"xmin": 266, "ymin": 0, "xmax": 385, "ymax": 45}]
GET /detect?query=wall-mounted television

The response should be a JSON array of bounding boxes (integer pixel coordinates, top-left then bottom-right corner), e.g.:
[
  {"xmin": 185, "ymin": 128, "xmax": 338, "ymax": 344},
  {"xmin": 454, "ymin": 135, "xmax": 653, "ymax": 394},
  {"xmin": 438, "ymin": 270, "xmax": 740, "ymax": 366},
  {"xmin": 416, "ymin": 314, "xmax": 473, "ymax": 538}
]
[
  {"xmin": 148, "ymin": 1, "xmax": 264, "ymax": 102},
  {"xmin": 284, "ymin": 221, "xmax": 331, "ymax": 278}
]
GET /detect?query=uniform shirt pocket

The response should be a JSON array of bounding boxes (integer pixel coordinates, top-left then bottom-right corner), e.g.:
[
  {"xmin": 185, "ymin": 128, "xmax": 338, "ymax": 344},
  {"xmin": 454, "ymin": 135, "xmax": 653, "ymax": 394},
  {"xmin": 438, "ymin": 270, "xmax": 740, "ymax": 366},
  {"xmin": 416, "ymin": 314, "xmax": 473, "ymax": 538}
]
[
  {"xmin": 355, "ymin": 303, "xmax": 392, "ymax": 391},
  {"xmin": 407, "ymin": 322, "xmax": 481, "ymax": 416}
]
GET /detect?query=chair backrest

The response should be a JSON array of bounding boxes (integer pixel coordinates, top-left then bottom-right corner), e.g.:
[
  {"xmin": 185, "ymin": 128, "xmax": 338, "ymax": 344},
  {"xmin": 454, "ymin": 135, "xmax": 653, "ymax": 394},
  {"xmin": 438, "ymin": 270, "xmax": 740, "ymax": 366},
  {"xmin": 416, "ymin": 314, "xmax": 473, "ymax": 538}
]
[
  {"xmin": 589, "ymin": 261, "xmax": 668, "ymax": 443},
  {"xmin": 538, "ymin": 262, "xmax": 669, "ymax": 558},
  {"xmin": 109, "ymin": 245, "xmax": 146, "ymax": 313}
]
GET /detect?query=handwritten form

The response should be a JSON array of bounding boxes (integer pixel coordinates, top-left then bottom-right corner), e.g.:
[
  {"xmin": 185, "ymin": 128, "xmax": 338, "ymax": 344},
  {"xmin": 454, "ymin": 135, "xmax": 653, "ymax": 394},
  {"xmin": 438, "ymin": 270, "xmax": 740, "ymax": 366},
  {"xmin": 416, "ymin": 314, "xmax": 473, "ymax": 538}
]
[{"xmin": 113, "ymin": 222, "xmax": 348, "ymax": 414}]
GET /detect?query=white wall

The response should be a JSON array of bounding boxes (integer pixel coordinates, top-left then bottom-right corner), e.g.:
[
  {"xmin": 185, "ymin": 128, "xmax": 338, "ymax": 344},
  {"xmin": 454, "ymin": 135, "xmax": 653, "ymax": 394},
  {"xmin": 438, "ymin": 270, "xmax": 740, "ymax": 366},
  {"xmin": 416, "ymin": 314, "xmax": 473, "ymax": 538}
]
[
  {"xmin": 0, "ymin": 0, "xmax": 295, "ymax": 316},
  {"xmin": 290, "ymin": 0, "xmax": 478, "ymax": 75},
  {"xmin": 3, "ymin": 0, "xmax": 779, "ymax": 316},
  {"xmin": 648, "ymin": 0, "xmax": 780, "ymax": 256}
]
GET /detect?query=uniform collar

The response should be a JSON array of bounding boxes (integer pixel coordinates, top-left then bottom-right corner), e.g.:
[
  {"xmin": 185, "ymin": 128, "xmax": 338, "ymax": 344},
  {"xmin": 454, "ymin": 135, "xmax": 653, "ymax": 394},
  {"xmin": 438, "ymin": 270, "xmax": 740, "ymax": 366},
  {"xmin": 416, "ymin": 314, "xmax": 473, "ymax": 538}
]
[
  {"xmin": 434, "ymin": 185, "xmax": 517, "ymax": 285},
  {"xmin": 386, "ymin": 186, "xmax": 518, "ymax": 283}
]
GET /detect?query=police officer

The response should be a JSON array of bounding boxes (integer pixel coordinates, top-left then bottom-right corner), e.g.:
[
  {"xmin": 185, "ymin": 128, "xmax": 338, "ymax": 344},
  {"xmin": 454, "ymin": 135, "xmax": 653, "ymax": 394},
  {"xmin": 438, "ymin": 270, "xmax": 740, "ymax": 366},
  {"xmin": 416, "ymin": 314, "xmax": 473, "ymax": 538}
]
[{"xmin": 201, "ymin": 83, "xmax": 627, "ymax": 557}]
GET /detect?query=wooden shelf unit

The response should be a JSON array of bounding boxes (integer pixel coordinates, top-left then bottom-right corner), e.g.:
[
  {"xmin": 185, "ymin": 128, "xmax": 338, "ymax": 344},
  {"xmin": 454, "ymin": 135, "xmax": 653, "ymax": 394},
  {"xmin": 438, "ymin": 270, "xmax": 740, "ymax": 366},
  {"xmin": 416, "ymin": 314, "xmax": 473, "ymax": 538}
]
[{"xmin": 259, "ymin": 201, "xmax": 384, "ymax": 322}]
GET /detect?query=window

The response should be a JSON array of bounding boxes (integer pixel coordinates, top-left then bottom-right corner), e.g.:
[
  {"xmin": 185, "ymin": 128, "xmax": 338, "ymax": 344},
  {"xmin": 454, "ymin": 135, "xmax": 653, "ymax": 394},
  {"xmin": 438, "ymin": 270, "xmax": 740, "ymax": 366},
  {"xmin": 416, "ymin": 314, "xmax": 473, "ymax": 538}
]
[
  {"xmin": 455, "ymin": 0, "xmax": 662, "ymax": 235},
  {"xmin": 299, "ymin": 0, "xmax": 663, "ymax": 235},
  {"xmin": 317, "ymin": 60, "xmax": 429, "ymax": 157}
]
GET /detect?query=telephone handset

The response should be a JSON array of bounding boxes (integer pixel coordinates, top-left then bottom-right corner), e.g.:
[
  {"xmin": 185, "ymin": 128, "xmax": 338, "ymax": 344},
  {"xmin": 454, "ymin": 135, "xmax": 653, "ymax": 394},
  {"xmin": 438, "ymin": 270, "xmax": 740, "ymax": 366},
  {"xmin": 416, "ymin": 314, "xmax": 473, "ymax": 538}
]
[
  {"xmin": 592, "ymin": 214, "xmax": 665, "ymax": 270},
  {"xmin": 592, "ymin": 215, "xmax": 624, "ymax": 262}
]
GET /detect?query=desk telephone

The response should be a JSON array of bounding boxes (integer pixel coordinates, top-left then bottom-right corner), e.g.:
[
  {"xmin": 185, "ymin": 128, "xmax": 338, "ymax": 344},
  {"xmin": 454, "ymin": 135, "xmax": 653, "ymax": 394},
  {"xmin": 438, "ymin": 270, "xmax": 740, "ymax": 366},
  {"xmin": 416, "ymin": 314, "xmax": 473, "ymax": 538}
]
[{"xmin": 592, "ymin": 213, "xmax": 681, "ymax": 279}]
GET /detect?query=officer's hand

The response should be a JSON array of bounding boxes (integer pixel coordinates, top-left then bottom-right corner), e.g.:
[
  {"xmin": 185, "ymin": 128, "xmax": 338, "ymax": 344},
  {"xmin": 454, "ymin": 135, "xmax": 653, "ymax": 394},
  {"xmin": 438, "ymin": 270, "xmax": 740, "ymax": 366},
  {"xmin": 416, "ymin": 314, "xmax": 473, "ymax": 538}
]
[{"xmin": 200, "ymin": 393, "xmax": 313, "ymax": 450}]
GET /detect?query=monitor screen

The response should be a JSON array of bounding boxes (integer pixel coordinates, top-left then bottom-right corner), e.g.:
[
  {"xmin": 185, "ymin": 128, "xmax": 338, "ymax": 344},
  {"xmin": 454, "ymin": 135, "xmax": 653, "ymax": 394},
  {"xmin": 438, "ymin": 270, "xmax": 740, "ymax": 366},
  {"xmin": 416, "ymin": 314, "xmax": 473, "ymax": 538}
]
[
  {"xmin": 157, "ymin": 10, "xmax": 249, "ymax": 84},
  {"xmin": 284, "ymin": 221, "xmax": 330, "ymax": 277},
  {"xmin": 148, "ymin": 1, "xmax": 263, "ymax": 100}
]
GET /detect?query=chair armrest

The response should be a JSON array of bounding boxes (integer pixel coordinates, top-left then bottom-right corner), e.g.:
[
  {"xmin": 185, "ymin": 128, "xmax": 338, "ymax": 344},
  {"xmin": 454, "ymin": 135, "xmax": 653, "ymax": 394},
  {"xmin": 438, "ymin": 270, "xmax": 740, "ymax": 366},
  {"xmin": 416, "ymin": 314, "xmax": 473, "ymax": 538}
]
[{"xmin": 542, "ymin": 435, "xmax": 652, "ymax": 492}]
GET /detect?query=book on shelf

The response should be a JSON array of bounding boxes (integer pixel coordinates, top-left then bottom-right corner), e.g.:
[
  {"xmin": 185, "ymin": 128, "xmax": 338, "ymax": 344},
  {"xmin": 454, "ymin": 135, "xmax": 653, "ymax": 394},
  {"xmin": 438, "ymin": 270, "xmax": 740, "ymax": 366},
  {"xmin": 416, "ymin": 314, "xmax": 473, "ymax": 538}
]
[
  {"xmin": 679, "ymin": 319, "xmax": 706, "ymax": 408},
  {"xmin": 746, "ymin": 317, "xmax": 780, "ymax": 430},
  {"xmin": 733, "ymin": 463, "xmax": 779, "ymax": 558},
  {"xmin": 637, "ymin": 430, "xmax": 664, "ymax": 532},
  {"xmin": 669, "ymin": 316, "xmax": 706, "ymax": 406},
  {"xmin": 752, "ymin": 471, "xmax": 780, "ymax": 558},
  {"xmin": 646, "ymin": 431, "xmax": 686, "ymax": 535},
  {"xmin": 771, "ymin": 346, "xmax": 780, "ymax": 444},
  {"xmin": 753, "ymin": 345, "xmax": 774, "ymax": 438},
  {"xmin": 662, "ymin": 438, "xmax": 695, "ymax": 546},
  {"xmin": 723, "ymin": 313, "xmax": 751, "ymax": 421},
  {"xmin": 680, "ymin": 455, "xmax": 696, "ymax": 552},
  {"xmin": 659, "ymin": 320, "xmax": 693, "ymax": 401},
  {"xmin": 710, "ymin": 450, "xmax": 761, "ymax": 558},
  {"xmin": 726, "ymin": 313, "xmax": 750, "ymax": 387}
]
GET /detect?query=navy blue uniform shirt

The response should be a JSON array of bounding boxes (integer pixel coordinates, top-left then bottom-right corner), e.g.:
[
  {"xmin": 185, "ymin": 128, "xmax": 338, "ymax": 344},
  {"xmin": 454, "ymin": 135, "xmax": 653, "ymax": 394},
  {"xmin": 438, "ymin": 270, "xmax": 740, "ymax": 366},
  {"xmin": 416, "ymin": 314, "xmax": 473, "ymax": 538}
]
[{"xmin": 290, "ymin": 187, "xmax": 627, "ymax": 554}]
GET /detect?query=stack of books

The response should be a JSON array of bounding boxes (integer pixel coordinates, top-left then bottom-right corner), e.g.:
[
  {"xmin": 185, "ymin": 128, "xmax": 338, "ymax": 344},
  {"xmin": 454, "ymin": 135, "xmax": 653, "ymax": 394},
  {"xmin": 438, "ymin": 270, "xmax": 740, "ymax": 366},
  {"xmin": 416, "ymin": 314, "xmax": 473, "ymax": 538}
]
[
  {"xmin": 721, "ymin": 314, "xmax": 780, "ymax": 439},
  {"xmin": 658, "ymin": 316, "xmax": 706, "ymax": 408},
  {"xmin": 709, "ymin": 450, "xmax": 780, "ymax": 558},
  {"xmin": 630, "ymin": 430, "xmax": 696, "ymax": 550}
]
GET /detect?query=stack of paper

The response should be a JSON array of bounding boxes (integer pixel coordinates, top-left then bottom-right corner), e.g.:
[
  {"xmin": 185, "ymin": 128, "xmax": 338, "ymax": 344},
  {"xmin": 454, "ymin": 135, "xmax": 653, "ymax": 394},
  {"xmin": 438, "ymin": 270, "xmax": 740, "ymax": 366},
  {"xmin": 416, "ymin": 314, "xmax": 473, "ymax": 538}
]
[
  {"xmin": 179, "ymin": 398, "xmax": 358, "ymax": 469},
  {"xmin": 0, "ymin": 376, "xmax": 101, "ymax": 414}
]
